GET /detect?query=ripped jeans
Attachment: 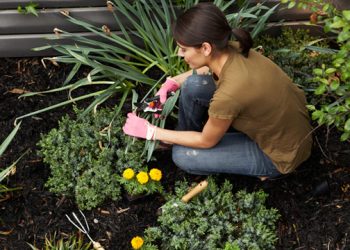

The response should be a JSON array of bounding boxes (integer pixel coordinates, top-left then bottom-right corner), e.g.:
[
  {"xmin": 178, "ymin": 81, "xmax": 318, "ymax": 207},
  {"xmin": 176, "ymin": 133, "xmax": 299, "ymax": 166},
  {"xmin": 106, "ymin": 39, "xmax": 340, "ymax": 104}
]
[{"xmin": 172, "ymin": 73, "xmax": 281, "ymax": 178}]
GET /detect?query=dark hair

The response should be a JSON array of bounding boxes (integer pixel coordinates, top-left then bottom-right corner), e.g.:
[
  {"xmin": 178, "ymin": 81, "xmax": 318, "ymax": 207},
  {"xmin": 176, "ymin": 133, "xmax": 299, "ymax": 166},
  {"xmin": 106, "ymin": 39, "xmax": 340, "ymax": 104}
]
[{"xmin": 172, "ymin": 2, "xmax": 253, "ymax": 57}]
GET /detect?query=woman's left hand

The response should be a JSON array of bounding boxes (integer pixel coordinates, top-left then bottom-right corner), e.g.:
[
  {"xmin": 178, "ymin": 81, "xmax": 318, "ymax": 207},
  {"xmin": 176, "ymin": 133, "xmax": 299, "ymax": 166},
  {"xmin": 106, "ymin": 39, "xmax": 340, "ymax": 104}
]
[{"xmin": 122, "ymin": 113, "xmax": 156, "ymax": 140}]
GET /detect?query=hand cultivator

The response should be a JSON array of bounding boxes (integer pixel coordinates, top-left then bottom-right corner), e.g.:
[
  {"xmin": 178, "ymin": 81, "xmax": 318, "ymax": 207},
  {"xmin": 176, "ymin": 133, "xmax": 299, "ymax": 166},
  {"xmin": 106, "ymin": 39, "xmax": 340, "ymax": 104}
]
[
  {"xmin": 181, "ymin": 179, "xmax": 208, "ymax": 203},
  {"xmin": 158, "ymin": 179, "xmax": 208, "ymax": 215},
  {"xmin": 66, "ymin": 210, "xmax": 105, "ymax": 250}
]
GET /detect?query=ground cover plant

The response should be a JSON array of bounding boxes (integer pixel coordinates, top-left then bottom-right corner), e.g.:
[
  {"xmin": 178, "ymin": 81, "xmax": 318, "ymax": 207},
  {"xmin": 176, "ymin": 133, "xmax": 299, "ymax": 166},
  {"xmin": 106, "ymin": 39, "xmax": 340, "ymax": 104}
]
[
  {"xmin": 142, "ymin": 178, "xmax": 280, "ymax": 250},
  {"xmin": 1, "ymin": 0, "xmax": 350, "ymax": 249},
  {"xmin": 37, "ymin": 106, "xmax": 146, "ymax": 210}
]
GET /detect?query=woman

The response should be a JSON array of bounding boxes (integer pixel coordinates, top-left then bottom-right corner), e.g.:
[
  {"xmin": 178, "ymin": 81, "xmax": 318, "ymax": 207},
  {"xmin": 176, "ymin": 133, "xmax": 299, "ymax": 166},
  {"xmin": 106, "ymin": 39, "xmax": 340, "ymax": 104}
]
[{"xmin": 123, "ymin": 2, "xmax": 313, "ymax": 180}]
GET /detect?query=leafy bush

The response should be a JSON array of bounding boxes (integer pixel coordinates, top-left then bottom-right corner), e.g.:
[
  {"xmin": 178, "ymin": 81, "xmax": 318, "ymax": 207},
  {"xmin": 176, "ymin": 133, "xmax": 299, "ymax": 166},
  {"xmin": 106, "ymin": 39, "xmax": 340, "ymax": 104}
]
[
  {"xmin": 255, "ymin": 28, "xmax": 332, "ymax": 94},
  {"xmin": 37, "ymin": 107, "xmax": 147, "ymax": 210},
  {"xmin": 143, "ymin": 178, "xmax": 280, "ymax": 250},
  {"xmin": 280, "ymin": 1, "xmax": 350, "ymax": 141}
]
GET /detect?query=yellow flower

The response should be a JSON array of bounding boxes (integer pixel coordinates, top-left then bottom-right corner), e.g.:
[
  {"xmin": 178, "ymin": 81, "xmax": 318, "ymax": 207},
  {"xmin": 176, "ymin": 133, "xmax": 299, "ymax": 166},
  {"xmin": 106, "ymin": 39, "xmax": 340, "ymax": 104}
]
[
  {"xmin": 131, "ymin": 236, "xmax": 144, "ymax": 249},
  {"xmin": 136, "ymin": 171, "xmax": 149, "ymax": 184},
  {"xmin": 149, "ymin": 168, "xmax": 162, "ymax": 181},
  {"xmin": 122, "ymin": 168, "xmax": 134, "ymax": 180}
]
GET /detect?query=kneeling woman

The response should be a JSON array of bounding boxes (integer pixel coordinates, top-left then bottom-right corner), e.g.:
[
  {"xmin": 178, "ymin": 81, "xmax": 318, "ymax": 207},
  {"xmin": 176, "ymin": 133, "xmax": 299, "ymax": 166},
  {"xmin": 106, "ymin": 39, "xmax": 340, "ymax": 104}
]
[{"xmin": 123, "ymin": 3, "xmax": 313, "ymax": 180}]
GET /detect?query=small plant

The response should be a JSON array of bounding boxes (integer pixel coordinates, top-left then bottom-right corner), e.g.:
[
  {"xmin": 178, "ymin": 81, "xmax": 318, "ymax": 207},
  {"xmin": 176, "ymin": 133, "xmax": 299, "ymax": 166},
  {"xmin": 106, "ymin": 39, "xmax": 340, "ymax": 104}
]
[
  {"xmin": 131, "ymin": 236, "xmax": 144, "ymax": 249},
  {"xmin": 118, "ymin": 167, "xmax": 163, "ymax": 196},
  {"xmin": 28, "ymin": 232, "xmax": 91, "ymax": 250},
  {"xmin": 37, "ymin": 106, "xmax": 148, "ymax": 210},
  {"xmin": 143, "ymin": 177, "xmax": 280, "ymax": 250},
  {"xmin": 130, "ymin": 235, "xmax": 158, "ymax": 250},
  {"xmin": 17, "ymin": 1, "xmax": 39, "ymax": 17}
]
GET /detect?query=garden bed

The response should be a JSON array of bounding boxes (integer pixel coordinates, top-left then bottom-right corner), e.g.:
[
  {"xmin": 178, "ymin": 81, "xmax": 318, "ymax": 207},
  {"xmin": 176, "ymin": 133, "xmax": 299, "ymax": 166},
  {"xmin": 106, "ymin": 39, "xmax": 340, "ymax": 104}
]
[{"xmin": 0, "ymin": 57, "xmax": 350, "ymax": 249}]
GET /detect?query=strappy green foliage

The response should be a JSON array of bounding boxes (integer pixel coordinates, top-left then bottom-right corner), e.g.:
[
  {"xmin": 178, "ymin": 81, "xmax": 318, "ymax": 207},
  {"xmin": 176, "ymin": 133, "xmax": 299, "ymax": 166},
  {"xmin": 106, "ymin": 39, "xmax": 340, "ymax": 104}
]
[
  {"xmin": 17, "ymin": 0, "xmax": 277, "ymax": 121},
  {"xmin": 0, "ymin": 122, "xmax": 23, "ymax": 196}
]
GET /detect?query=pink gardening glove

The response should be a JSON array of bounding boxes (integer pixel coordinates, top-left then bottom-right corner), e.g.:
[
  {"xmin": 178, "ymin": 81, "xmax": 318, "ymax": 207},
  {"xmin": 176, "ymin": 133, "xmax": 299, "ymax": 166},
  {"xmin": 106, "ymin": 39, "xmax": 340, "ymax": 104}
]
[
  {"xmin": 156, "ymin": 78, "xmax": 179, "ymax": 104},
  {"xmin": 123, "ymin": 113, "xmax": 156, "ymax": 140},
  {"xmin": 154, "ymin": 78, "xmax": 179, "ymax": 118}
]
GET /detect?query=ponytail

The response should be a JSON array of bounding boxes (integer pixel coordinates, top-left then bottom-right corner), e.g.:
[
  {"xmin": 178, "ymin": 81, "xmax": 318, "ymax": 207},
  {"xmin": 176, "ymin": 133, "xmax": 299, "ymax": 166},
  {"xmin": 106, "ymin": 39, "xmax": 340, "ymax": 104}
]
[{"xmin": 232, "ymin": 28, "xmax": 253, "ymax": 57}]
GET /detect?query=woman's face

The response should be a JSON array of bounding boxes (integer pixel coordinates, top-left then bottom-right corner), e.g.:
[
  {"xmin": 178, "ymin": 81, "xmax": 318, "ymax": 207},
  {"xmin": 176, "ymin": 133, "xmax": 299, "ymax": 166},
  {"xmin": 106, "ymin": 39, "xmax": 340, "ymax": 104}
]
[{"xmin": 176, "ymin": 43, "xmax": 208, "ymax": 69}]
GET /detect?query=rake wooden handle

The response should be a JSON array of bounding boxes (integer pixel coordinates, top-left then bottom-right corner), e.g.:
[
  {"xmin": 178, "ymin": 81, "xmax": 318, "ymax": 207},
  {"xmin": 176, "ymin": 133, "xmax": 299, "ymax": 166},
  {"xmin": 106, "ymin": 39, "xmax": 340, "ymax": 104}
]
[
  {"xmin": 93, "ymin": 241, "xmax": 105, "ymax": 250},
  {"xmin": 181, "ymin": 180, "xmax": 208, "ymax": 203}
]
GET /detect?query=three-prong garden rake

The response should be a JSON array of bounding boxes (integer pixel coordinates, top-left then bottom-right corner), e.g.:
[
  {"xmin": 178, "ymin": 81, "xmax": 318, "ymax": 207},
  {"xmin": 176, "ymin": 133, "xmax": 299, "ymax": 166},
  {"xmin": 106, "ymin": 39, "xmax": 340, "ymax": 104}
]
[{"xmin": 66, "ymin": 210, "xmax": 105, "ymax": 250}]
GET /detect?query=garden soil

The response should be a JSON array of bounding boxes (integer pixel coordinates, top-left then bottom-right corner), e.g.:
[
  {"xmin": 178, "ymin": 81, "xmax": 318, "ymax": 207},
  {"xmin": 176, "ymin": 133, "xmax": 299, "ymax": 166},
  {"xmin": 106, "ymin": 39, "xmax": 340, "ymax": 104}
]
[{"xmin": 0, "ymin": 58, "xmax": 349, "ymax": 250}]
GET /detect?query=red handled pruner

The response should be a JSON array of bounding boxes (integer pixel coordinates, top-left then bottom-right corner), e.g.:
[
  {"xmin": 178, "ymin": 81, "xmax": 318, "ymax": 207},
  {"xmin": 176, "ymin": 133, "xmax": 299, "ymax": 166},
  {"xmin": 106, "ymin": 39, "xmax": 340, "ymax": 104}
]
[{"xmin": 134, "ymin": 92, "xmax": 174, "ymax": 113}]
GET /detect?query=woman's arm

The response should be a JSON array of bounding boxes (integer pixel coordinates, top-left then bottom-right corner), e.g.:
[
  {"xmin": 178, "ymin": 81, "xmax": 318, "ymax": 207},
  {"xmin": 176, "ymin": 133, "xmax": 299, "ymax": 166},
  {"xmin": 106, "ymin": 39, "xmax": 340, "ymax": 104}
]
[
  {"xmin": 171, "ymin": 66, "xmax": 210, "ymax": 86},
  {"xmin": 155, "ymin": 116, "xmax": 232, "ymax": 148}
]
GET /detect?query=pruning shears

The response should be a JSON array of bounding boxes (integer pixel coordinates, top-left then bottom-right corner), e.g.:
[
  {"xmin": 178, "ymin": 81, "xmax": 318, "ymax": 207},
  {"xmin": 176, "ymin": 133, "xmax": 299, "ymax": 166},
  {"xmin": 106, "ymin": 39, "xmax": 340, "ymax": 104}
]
[{"xmin": 134, "ymin": 92, "xmax": 174, "ymax": 113}]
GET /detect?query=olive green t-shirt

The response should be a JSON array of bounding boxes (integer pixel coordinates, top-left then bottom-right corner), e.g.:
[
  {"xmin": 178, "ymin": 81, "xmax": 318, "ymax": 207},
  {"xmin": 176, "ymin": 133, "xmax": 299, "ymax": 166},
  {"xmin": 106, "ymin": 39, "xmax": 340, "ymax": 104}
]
[{"xmin": 208, "ymin": 42, "xmax": 313, "ymax": 174}]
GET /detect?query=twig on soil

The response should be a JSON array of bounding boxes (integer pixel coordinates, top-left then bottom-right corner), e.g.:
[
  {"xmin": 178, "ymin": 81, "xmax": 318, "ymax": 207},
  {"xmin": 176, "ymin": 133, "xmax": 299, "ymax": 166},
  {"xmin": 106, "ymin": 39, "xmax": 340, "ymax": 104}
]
[
  {"xmin": 292, "ymin": 223, "xmax": 300, "ymax": 247},
  {"xmin": 327, "ymin": 239, "xmax": 331, "ymax": 250},
  {"xmin": 116, "ymin": 207, "xmax": 130, "ymax": 214},
  {"xmin": 314, "ymin": 134, "xmax": 335, "ymax": 164},
  {"xmin": 56, "ymin": 196, "xmax": 66, "ymax": 208},
  {"xmin": 322, "ymin": 199, "xmax": 349, "ymax": 207}
]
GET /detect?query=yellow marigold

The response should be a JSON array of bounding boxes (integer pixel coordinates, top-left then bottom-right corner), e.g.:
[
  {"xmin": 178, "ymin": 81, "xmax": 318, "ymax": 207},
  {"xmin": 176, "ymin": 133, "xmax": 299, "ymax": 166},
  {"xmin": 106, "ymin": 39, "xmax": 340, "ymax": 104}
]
[
  {"xmin": 122, "ymin": 168, "xmax": 134, "ymax": 180},
  {"xmin": 149, "ymin": 168, "xmax": 162, "ymax": 181},
  {"xmin": 131, "ymin": 236, "xmax": 144, "ymax": 249},
  {"xmin": 136, "ymin": 171, "xmax": 149, "ymax": 184}
]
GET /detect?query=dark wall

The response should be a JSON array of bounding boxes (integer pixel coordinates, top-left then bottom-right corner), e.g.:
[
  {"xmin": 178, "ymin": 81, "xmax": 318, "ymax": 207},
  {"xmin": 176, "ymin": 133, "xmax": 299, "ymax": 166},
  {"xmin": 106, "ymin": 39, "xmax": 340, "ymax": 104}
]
[{"xmin": 0, "ymin": 0, "xmax": 349, "ymax": 57}]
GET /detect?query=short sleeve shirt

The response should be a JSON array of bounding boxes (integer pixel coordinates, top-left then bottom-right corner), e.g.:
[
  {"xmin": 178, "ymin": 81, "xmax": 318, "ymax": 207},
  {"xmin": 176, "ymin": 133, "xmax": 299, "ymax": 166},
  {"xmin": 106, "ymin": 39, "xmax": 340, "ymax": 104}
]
[{"xmin": 208, "ymin": 42, "xmax": 312, "ymax": 174}]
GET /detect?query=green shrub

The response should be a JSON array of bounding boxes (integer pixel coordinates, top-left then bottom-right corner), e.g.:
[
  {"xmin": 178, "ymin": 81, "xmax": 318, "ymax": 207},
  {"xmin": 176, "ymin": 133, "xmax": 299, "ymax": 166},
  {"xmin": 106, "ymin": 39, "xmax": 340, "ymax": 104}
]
[
  {"xmin": 143, "ymin": 178, "xmax": 280, "ymax": 250},
  {"xmin": 37, "ymin": 107, "xmax": 147, "ymax": 210},
  {"xmin": 255, "ymin": 28, "xmax": 332, "ymax": 93},
  {"xmin": 280, "ymin": 1, "xmax": 350, "ymax": 141}
]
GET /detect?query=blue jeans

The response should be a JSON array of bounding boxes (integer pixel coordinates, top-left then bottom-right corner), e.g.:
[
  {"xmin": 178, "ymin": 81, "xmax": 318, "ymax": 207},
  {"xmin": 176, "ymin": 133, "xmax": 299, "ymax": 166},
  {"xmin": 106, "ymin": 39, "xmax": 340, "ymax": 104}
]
[{"xmin": 172, "ymin": 73, "xmax": 281, "ymax": 178}]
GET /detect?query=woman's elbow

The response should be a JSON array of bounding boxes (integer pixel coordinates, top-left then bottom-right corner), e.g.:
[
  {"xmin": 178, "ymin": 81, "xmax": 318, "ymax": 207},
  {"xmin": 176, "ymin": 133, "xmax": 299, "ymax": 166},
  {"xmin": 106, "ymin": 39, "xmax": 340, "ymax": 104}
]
[{"xmin": 197, "ymin": 138, "xmax": 218, "ymax": 149}]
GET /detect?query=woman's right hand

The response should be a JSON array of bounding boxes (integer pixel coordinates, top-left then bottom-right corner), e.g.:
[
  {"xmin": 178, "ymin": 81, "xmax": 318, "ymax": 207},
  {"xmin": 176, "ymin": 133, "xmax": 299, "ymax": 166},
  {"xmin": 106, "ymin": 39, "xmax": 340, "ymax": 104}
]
[{"xmin": 155, "ymin": 78, "xmax": 179, "ymax": 104}]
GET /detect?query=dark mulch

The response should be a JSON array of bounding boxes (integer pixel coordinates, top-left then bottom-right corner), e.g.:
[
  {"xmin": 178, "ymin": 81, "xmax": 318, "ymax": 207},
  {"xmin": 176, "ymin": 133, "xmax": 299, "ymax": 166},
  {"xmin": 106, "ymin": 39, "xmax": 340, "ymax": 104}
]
[{"xmin": 0, "ymin": 58, "xmax": 349, "ymax": 250}]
